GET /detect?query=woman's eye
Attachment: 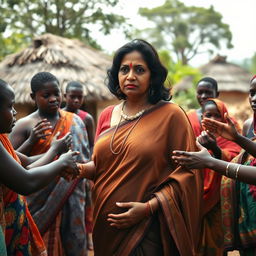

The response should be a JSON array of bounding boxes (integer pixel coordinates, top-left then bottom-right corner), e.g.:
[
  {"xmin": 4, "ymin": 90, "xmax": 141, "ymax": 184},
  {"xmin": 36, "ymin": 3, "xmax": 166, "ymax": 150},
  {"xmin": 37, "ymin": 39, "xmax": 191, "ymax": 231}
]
[
  {"xmin": 119, "ymin": 66, "xmax": 129, "ymax": 74},
  {"xmin": 135, "ymin": 67, "xmax": 145, "ymax": 74}
]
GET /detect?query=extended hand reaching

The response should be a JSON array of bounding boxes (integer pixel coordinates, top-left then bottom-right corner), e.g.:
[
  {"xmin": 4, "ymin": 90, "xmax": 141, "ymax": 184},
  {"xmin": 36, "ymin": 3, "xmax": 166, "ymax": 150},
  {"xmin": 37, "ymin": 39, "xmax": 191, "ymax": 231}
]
[
  {"xmin": 59, "ymin": 151, "xmax": 80, "ymax": 181},
  {"xmin": 172, "ymin": 140, "xmax": 212, "ymax": 169},
  {"xmin": 51, "ymin": 132, "xmax": 72, "ymax": 155},
  {"xmin": 202, "ymin": 113, "xmax": 239, "ymax": 141},
  {"xmin": 197, "ymin": 130, "xmax": 217, "ymax": 150}
]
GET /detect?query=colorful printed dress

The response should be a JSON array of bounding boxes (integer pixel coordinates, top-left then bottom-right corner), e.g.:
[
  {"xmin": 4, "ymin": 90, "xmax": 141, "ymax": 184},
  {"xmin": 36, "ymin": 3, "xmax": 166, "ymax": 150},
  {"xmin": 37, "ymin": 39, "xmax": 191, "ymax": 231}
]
[
  {"xmin": 187, "ymin": 99, "xmax": 241, "ymax": 255},
  {"xmin": 0, "ymin": 134, "xmax": 46, "ymax": 256},
  {"xmin": 221, "ymin": 117, "xmax": 256, "ymax": 255},
  {"xmin": 26, "ymin": 110, "xmax": 90, "ymax": 256}
]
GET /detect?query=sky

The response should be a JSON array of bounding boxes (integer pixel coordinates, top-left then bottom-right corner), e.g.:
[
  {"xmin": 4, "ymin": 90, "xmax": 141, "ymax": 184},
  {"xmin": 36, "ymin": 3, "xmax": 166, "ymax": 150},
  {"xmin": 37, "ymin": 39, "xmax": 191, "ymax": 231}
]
[{"xmin": 93, "ymin": 0, "xmax": 256, "ymax": 67}]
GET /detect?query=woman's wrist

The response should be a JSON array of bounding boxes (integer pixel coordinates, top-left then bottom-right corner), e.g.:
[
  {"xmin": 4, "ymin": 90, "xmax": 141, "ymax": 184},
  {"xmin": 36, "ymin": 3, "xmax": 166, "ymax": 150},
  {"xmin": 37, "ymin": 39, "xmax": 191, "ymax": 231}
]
[
  {"xmin": 206, "ymin": 157, "xmax": 216, "ymax": 169},
  {"xmin": 77, "ymin": 163, "xmax": 85, "ymax": 177}
]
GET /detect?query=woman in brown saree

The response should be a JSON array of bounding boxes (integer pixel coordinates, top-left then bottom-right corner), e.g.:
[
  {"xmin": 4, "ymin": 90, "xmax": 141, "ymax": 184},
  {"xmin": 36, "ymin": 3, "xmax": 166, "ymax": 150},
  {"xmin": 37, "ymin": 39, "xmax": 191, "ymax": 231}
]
[{"xmin": 78, "ymin": 39, "xmax": 203, "ymax": 256}]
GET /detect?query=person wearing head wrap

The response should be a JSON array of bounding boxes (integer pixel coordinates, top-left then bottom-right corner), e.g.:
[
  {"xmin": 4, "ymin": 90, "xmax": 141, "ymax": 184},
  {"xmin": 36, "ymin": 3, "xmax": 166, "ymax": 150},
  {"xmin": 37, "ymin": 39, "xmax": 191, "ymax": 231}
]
[{"xmin": 193, "ymin": 99, "xmax": 241, "ymax": 255}]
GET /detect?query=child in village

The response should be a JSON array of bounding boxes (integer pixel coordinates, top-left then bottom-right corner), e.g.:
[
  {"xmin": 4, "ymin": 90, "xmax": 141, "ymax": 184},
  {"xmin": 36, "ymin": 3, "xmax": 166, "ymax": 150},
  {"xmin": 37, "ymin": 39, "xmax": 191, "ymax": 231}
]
[
  {"xmin": 195, "ymin": 98, "xmax": 241, "ymax": 255},
  {"xmin": 63, "ymin": 80, "xmax": 95, "ymax": 251},
  {"xmin": 9, "ymin": 72, "xmax": 91, "ymax": 256},
  {"xmin": 0, "ymin": 78, "xmax": 79, "ymax": 255},
  {"xmin": 63, "ymin": 81, "xmax": 95, "ymax": 154}
]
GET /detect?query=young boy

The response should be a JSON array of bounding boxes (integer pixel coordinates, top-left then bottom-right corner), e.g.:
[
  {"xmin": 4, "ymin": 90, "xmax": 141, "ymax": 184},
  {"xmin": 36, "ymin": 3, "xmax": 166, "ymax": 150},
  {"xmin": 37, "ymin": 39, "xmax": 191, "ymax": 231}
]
[
  {"xmin": 9, "ymin": 72, "xmax": 91, "ymax": 256},
  {"xmin": 0, "ymin": 79, "xmax": 79, "ymax": 255},
  {"xmin": 63, "ymin": 81, "xmax": 95, "ymax": 154}
]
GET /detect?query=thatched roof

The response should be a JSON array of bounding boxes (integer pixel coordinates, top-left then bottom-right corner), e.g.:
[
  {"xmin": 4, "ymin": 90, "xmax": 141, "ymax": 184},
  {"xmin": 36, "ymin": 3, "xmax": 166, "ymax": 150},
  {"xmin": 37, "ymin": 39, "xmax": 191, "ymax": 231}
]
[
  {"xmin": 0, "ymin": 33, "xmax": 114, "ymax": 103},
  {"xmin": 175, "ymin": 55, "xmax": 252, "ymax": 93}
]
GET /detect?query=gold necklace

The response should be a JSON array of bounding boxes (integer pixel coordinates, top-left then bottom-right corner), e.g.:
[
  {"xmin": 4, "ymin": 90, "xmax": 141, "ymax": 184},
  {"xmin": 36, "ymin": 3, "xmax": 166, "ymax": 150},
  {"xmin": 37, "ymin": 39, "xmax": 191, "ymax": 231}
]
[
  {"xmin": 110, "ymin": 103, "xmax": 145, "ymax": 155},
  {"xmin": 121, "ymin": 102, "xmax": 146, "ymax": 121}
]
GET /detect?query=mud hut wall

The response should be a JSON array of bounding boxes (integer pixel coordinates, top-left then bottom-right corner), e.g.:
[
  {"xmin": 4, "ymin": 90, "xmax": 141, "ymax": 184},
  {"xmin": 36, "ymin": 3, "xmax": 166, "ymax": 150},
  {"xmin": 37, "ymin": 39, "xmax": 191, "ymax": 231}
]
[
  {"xmin": 218, "ymin": 91, "xmax": 252, "ymax": 126},
  {"xmin": 96, "ymin": 99, "xmax": 119, "ymax": 121}
]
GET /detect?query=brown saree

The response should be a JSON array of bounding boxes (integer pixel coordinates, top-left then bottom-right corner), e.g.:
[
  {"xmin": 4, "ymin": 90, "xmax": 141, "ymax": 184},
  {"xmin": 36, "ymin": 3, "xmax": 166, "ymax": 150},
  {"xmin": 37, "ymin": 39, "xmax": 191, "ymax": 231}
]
[{"xmin": 92, "ymin": 101, "xmax": 203, "ymax": 256}]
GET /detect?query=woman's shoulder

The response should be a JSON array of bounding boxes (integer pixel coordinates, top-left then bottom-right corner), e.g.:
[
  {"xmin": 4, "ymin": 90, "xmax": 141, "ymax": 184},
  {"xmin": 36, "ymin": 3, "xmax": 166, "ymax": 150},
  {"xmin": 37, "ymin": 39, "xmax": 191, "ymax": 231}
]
[
  {"xmin": 160, "ymin": 101, "xmax": 187, "ymax": 114},
  {"xmin": 99, "ymin": 105, "xmax": 116, "ymax": 121}
]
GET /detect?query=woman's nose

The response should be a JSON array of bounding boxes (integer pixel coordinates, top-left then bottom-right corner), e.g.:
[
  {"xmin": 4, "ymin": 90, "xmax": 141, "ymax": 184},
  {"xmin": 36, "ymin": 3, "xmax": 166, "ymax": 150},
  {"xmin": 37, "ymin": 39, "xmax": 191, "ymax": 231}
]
[{"xmin": 127, "ymin": 70, "xmax": 135, "ymax": 80}]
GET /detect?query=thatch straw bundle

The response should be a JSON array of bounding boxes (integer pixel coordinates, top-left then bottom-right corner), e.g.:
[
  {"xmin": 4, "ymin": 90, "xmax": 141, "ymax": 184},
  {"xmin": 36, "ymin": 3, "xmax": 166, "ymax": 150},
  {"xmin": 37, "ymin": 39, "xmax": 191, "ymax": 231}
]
[{"xmin": 0, "ymin": 33, "xmax": 114, "ymax": 103}]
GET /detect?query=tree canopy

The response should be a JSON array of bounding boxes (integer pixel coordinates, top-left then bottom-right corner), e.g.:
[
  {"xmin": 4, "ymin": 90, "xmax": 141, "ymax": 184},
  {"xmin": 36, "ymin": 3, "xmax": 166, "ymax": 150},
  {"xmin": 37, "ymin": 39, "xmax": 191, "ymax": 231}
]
[
  {"xmin": 0, "ymin": 0, "xmax": 127, "ymax": 52},
  {"xmin": 139, "ymin": 0, "xmax": 233, "ymax": 64}
]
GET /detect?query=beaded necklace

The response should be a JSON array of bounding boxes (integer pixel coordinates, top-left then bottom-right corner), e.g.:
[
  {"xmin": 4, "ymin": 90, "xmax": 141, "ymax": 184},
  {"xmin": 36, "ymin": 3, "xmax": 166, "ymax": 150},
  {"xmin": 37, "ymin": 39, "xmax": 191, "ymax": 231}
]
[{"xmin": 109, "ymin": 102, "xmax": 146, "ymax": 155}]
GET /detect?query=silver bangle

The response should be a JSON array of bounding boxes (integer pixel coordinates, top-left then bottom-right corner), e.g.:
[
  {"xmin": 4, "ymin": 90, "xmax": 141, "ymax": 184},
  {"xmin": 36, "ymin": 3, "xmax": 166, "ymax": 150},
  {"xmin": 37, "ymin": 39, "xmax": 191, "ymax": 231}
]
[
  {"xmin": 225, "ymin": 163, "xmax": 232, "ymax": 177},
  {"xmin": 235, "ymin": 164, "xmax": 241, "ymax": 179}
]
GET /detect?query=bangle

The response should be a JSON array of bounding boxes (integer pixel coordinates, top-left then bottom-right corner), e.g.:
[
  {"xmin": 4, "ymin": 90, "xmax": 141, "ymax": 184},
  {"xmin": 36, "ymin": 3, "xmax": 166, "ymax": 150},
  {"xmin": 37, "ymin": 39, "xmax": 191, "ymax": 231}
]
[
  {"xmin": 225, "ymin": 163, "xmax": 232, "ymax": 177},
  {"xmin": 148, "ymin": 200, "xmax": 154, "ymax": 215},
  {"xmin": 235, "ymin": 164, "xmax": 241, "ymax": 179},
  {"xmin": 145, "ymin": 202, "xmax": 151, "ymax": 217}
]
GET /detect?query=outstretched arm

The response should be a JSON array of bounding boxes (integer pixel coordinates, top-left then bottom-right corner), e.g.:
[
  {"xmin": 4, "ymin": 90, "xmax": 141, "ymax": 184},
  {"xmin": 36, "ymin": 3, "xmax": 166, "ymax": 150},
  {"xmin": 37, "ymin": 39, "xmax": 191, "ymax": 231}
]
[
  {"xmin": 17, "ymin": 132, "xmax": 72, "ymax": 168},
  {"xmin": 78, "ymin": 161, "xmax": 96, "ymax": 180},
  {"xmin": 0, "ymin": 142, "xmax": 79, "ymax": 195},
  {"xmin": 197, "ymin": 130, "xmax": 222, "ymax": 159},
  {"xmin": 202, "ymin": 115, "xmax": 256, "ymax": 158},
  {"xmin": 172, "ymin": 140, "xmax": 256, "ymax": 185}
]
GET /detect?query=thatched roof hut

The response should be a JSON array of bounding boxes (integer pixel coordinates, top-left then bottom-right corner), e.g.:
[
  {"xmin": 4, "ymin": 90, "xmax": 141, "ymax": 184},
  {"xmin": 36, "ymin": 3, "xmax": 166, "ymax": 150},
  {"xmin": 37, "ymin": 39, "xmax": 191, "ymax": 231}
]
[
  {"xmin": 175, "ymin": 55, "xmax": 251, "ymax": 92},
  {"xmin": 175, "ymin": 55, "xmax": 253, "ymax": 124},
  {"xmin": 0, "ymin": 33, "xmax": 116, "ymax": 118}
]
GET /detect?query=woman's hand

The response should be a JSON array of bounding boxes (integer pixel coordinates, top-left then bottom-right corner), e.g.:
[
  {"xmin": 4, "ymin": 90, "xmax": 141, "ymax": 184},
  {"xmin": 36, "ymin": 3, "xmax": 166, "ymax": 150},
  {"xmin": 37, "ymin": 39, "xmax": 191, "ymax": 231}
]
[
  {"xmin": 59, "ymin": 151, "xmax": 80, "ymax": 180},
  {"xmin": 28, "ymin": 119, "xmax": 52, "ymax": 144},
  {"xmin": 202, "ymin": 113, "xmax": 239, "ymax": 141},
  {"xmin": 172, "ymin": 140, "xmax": 212, "ymax": 169},
  {"xmin": 197, "ymin": 130, "xmax": 217, "ymax": 150},
  {"xmin": 107, "ymin": 202, "xmax": 148, "ymax": 229},
  {"xmin": 51, "ymin": 132, "xmax": 72, "ymax": 155}
]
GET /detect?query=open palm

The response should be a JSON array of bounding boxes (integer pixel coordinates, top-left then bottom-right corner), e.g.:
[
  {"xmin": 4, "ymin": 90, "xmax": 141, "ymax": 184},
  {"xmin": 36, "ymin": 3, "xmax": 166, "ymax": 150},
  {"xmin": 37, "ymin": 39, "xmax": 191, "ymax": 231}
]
[{"xmin": 202, "ymin": 114, "xmax": 239, "ymax": 141}]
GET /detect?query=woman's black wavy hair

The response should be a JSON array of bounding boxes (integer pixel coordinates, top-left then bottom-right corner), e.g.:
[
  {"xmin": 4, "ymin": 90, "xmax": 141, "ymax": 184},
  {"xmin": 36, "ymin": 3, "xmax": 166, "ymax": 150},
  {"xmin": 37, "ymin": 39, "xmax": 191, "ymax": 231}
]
[{"xmin": 106, "ymin": 39, "xmax": 171, "ymax": 104}]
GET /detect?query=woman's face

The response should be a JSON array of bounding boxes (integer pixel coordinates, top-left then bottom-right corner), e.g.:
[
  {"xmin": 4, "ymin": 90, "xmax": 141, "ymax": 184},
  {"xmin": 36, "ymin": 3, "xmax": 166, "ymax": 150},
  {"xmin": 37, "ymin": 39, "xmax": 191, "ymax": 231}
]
[
  {"xmin": 249, "ymin": 79, "xmax": 256, "ymax": 112},
  {"xmin": 0, "ymin": 85, "xmax": 17, "ymax": 133},
  {"xmin": 202, "ymin": 103, "xmax": 222, "ymax": 122},
  {"xmin": 118, "ymin": 50, "xmax": 151, "ymax": 101}
]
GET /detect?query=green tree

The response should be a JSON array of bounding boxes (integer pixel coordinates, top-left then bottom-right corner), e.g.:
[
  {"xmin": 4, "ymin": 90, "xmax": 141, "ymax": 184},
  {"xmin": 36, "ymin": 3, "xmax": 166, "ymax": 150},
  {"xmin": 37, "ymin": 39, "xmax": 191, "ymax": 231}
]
[
  {"xmin": 139, "ymin": 0, "xmax": 233, "ymax": 64},
  {"xmin": 0, "ymin": 33, "xmax": 29, "ymax": 61},
  {"xmin": 159, "ymin": 50, "xmax": 201, "ymax": 110},
  {"xmin": 250, "ymin": 53, "xmax": 256, "ymax": 74},
  {"xmin": 1, "ymin": 0, "xmax": 127, "ymax": 49}
]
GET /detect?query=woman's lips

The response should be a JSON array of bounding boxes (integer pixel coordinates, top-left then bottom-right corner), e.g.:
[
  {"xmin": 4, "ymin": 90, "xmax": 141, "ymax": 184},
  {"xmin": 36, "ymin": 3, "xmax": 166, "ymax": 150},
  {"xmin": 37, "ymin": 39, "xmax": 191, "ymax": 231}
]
[{"xmin": 125, "ymin": 84, "xmax": 137, "ymax": 89}]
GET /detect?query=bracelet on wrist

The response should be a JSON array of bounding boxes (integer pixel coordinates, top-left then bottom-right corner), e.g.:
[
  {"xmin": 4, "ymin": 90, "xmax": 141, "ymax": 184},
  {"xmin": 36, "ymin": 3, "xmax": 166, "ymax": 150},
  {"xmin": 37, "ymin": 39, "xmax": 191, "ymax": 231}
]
[{"xmin": 145, "ymin": 202, "xmax": 151, "ymax": 217}]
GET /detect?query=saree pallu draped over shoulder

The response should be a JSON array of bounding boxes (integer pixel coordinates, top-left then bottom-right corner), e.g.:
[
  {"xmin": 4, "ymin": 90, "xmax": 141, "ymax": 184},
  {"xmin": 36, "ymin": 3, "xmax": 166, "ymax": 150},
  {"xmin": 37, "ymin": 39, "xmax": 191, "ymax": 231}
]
[{"xmin": 92, "ymin": 102, "xmax": 203, "ymax": 256}]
